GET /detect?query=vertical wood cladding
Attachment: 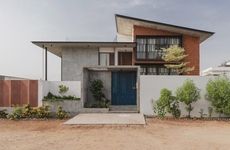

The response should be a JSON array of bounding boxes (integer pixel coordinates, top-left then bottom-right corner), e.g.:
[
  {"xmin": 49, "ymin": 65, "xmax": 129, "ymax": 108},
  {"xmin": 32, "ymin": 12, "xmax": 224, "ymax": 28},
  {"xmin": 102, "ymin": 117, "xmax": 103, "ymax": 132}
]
[{"xmin": 0, "ymin": 80, "xmax": 38, "ymax": 107}]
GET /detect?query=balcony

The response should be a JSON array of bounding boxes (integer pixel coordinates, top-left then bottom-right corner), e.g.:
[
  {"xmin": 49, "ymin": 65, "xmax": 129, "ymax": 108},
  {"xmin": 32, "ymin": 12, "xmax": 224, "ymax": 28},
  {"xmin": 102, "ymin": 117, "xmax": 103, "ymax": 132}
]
[{"xmin": 136, "ymin": 50, "xmax": 165, "ymax": 61}]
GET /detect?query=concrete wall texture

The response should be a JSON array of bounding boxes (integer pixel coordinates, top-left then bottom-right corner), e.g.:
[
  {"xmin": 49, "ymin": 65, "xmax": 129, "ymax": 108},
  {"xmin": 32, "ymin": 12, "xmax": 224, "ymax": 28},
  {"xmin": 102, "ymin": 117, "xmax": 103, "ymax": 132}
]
[
  {"xmin": 133, "ymin": 25, "xmax": 200, "ymax": 75},
  {"xmin": 140, "ymin": 75, "xmax": 221, "ymax": 117},
  {"xmin": 61, "ymin": 48, "xmax": 99, "ymax": 81}
]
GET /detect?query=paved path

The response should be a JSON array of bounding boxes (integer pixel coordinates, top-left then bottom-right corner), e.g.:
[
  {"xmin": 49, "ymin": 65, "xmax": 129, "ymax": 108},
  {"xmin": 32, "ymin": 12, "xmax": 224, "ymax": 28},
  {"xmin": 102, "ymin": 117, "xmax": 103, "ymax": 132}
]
[{"xmin": 64, "ymin": 113, "xmax": 146, "ymax": 125}]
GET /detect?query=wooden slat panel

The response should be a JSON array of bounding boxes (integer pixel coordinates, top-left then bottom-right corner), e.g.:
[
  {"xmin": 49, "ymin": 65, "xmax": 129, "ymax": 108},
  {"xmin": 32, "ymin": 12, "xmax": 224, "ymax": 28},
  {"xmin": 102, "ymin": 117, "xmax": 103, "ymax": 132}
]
[
  {"xmin": 20, "ymin": 80, "xmax": 29, "ymax": 105},
  {"xmin": 0, "ymin": 80, "xmax": 3, "ymax": 106},
  {"xmin": 29, "ymin": 80, "xmax": 38, "ymax": 107},
  {"xmin": 11, "ymin": 80, "xmax": 22, "ymax": 106},
  {"xmin": 3, "ymin": 80, "xmax": 11, "ymax": 107}
]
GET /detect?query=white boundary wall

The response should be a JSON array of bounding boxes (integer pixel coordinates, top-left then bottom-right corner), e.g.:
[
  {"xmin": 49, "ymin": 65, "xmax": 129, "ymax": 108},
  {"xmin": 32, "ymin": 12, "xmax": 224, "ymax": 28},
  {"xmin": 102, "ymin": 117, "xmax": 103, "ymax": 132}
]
[
  {"xmin": 38, "ymin": 81, "xmax": 81, "ymax": 106},
  {"xmin": 140, "ymin": 76, "xmax": 221, "ymax": 117}
]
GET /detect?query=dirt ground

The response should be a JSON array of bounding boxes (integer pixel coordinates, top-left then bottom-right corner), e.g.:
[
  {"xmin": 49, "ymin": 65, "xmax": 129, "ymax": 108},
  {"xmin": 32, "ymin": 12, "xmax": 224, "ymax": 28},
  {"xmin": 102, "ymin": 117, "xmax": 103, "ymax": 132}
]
[{"xmin": 0, "ymin": 118, "xmax": 230, "ymax": 150}]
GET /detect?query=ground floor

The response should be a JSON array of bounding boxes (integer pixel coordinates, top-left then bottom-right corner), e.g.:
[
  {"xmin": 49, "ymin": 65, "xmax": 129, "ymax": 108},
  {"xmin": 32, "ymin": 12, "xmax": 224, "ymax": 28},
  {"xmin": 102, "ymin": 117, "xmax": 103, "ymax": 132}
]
[{"xmin": 0, "ymin": 119, "xmax": 230, "ymax": 150}]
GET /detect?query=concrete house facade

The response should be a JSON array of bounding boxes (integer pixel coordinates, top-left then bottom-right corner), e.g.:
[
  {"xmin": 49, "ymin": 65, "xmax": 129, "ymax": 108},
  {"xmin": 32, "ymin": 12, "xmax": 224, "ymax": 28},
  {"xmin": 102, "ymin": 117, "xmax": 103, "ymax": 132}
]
[{"xmin": 33, "ymin": 14, "xmax": 214, "ymax": 112}]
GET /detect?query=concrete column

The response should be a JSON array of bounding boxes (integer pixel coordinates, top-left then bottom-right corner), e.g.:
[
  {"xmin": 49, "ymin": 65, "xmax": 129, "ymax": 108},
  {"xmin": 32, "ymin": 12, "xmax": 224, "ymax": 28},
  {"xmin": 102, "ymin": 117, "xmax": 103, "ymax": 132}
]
[{"xmin": 115, "ymin": 48, "xmax": 118, "ymax": 66}]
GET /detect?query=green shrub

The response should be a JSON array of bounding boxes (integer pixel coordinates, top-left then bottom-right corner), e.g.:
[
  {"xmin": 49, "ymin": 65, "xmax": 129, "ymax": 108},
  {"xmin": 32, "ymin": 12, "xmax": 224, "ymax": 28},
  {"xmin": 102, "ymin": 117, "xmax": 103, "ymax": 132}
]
[
  {"xmin": 0, "ymin": 109, "xmax": 8, "ymax": 118},
  {"xmin": 206, "ymin": 76, "xmax": 230, "ymax": 116},
  {"xmin": 22, "ymin": 104, "xmax": 34, "ymax": 118},
  {"xmin": 89, "ymin": 79, "xmax": 110, "ymax": 108},
  {"xmin": 34, "ymin": 105, "xmax": 51, "ymax": 119},
  {"xmin": 56, "ymin": 106, "xmax": 68, "ymax": 119},
  {"xmin": 176, "ymin": 79, "xmax": 200, "ymax": 118},
  {"xmin": 154, "ymin": 88, "xmax": 181, "ymax": 118},
  {"xmin": 43, "ymin": 92, "xmax": 80, "ymax": 101},
  {"xmin": 58, "ymin": 85, "xmax": 69, "ymax": 95},
  {"xmin": 7, "ymin": 107, "xmax": 24, "ymax": 120}
]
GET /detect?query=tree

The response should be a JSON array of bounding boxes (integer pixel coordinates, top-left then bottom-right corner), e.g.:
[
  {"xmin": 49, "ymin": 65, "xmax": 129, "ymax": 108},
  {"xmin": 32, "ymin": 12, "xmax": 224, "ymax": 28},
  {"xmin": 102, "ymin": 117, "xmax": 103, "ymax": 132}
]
[
  {"xmin": 176, "ymin": 79, "xmax": 200, "ymax": 118},
  {"xmin": 154, "ymin": 88, "xmax": 181, "ymax": 118},
  {"xmin": 162, "ymin": 45, "xmax": 194, "ymax": 75},
  {"xmin": 206, "ymin": 76, "xmax": 230, "ymax": 116}
]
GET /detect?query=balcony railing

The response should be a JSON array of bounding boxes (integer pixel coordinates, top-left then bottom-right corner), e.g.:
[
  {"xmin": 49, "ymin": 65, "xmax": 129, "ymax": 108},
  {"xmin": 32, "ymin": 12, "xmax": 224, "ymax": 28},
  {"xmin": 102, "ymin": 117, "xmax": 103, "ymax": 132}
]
[{"xmin": 136, "ymin": 50, "xmax": 165, "ymax": 60}]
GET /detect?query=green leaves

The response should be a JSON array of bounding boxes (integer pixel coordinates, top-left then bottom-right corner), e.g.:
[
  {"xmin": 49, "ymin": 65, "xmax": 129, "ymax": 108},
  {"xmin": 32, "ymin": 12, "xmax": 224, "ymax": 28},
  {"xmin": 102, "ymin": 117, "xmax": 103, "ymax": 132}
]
[
  {"xmin": 154, "ymin": 88, "xmax": 181, "ymax": 118},
  {"xmin": 58, "ymin": 85, "xmax": 69, "ymax": 95},
  {"xmin": 206, "ymin": 76, "xmax": 230, "ymax": 115},
  {"xmin": 176, "ymin": 79, "xmax": 200, "ymax": 117}
]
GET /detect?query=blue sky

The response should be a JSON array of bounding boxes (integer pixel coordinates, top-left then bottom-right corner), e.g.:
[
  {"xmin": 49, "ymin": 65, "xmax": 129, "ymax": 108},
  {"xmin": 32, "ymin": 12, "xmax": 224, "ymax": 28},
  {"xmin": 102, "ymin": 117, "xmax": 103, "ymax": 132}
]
[{"xmin": 0, "ymin": 0, "xmax": 229, "ymax": 80}]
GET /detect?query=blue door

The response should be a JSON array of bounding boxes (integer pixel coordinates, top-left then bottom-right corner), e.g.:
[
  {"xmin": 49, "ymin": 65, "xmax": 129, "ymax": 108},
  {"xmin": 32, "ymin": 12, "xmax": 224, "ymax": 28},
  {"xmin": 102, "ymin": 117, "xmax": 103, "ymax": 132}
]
[{"xmin": 112, "ymin": 71, "xmax": 137, "ymax": 105}]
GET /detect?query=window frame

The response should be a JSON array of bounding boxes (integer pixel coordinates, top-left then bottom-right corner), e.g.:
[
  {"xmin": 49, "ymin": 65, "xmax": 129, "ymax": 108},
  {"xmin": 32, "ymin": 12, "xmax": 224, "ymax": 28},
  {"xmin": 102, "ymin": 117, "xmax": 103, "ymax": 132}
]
[
  {"xmin": 98, "ymin": 52, "xmax": 115, "ymax": 66},
  {"xmin": 135, "ymin": 35, "xmax": 183, "ymax": 61}
]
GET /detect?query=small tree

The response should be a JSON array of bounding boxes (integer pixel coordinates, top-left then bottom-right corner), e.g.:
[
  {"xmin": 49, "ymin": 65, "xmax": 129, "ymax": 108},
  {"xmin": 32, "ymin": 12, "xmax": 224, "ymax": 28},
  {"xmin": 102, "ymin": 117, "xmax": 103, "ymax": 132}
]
[
  {"xmin": 162, "ymin": 45, "xmax": 194, "ymax": 75},
  {"xmin": 176, "ymin": 79, "xmax": 200, "ymax": 118},
  {"xmin": 89, "ymin": 79, "xmax": 109, "ymax": 108},
  {"xmin": 58, "ymin": 85, "xmax": 69, "ymax": 96},
  {"xmin": 206, "ymin": 76, "xmax": 230, "ymax": 116},
  {"xmin": 154, "ymin": 88, "xmax": 181, "ymax": 118}
]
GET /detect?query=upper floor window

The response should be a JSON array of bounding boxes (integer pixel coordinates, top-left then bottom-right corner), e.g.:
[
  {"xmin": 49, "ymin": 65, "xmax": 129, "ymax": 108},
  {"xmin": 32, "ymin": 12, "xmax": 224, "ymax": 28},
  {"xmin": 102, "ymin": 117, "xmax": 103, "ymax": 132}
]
[
  {"xmin": 136, "ymin": 36, "xmax": 182, "ymax": 60},
  {"xmin": 99, "ymin": 53, "xmax": 114, "ymax": 66}
]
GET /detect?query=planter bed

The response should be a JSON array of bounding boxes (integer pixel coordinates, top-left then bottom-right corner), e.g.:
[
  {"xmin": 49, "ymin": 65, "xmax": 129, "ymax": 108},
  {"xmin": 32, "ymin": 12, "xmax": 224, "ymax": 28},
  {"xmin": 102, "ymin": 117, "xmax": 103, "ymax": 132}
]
[{"xmin": 43, "ymin": 99, "xmax": 82, "ymax": 116}]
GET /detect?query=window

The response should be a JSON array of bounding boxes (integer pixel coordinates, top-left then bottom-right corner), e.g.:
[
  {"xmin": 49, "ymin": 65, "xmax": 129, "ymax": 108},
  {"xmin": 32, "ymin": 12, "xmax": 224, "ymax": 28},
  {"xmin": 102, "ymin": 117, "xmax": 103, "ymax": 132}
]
[
  {"xmin": 99, "ymin": 53, "xmax": 114, "ymax": 66},
  {"xmin": 136, "ymin": 36, "xmax": 182, "ymax": 60},
  {"xmin": 140, "ymin": 65, "xmax": 178, "ymax": 75}
]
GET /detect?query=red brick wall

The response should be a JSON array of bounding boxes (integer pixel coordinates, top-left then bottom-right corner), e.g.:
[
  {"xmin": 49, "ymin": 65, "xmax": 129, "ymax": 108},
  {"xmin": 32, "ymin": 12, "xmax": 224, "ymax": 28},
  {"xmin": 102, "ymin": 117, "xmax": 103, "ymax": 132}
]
[{"xmin": 133, "ymin": 25, "xmax": 200, "ymax": 75}]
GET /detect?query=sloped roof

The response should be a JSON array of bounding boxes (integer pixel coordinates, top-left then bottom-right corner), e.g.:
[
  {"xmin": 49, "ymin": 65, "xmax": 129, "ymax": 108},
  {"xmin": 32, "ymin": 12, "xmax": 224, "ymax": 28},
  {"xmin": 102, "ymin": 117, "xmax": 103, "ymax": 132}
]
[{"xmin": 115, "ymin": 14, "xmax": 214, "ymax": 43}]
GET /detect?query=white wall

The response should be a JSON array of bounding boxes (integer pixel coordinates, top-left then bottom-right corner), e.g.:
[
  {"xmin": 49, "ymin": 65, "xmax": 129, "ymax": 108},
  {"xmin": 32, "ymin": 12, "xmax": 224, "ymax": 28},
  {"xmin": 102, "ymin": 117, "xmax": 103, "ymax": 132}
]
[
  {"xmin": 39, "ymin": 81, "xmax": 81, "ymax": 106},
  {"xmin": 140, "ymin": 76, "xmax": 221, "ymax": 117}
]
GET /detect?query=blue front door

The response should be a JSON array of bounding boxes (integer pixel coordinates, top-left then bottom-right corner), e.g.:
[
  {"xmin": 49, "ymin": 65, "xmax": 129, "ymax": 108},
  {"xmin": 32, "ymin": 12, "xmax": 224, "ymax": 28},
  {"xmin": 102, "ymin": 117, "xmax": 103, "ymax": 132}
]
[{"xmin": 111, "ymin": 71, "xmax": 137, "ymax": 105}]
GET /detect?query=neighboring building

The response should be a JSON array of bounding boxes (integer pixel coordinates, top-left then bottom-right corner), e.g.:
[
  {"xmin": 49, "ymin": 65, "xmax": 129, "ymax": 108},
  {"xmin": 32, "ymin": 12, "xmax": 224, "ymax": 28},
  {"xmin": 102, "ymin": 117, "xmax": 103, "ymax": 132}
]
[
  {"xmin": 0, "ymin": 75, "xmax": 28, "ymax": 80},
  {"xmin": 202, "ymin": 61, "xmax": 230, "ymax": 76},
  {"xmin": 32, "ymin": 14, "xmax": 214, "ymax": 110}
]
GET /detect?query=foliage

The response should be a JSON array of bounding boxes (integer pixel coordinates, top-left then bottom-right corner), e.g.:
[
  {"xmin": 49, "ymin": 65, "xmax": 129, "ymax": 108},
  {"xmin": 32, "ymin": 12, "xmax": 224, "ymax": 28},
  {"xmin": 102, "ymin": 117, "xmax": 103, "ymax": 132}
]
[
  {"xmin": 206, "ymin": 76, "xmax": 230, "ymax": 116},
  {"xmin": 34, "ymin": 105, "xmax": 51, "ymax": 119},
  {"xmin": 154, "ymin": 88, "xmax": 181, "ymax": 118},
  {"xmin": 89, "ymin": 79, "xmax": 110, "ymax": 108},
  {"xmin": 176, "ymin": 79, "xmax": 200, "ymax": 118},
  {"xmin": 22, "ymin": 104, "xmax": 35, "ymax": 118},
  {"xmin": 162, "ymin": 45, "xmax": 194, "ymax": 74},
  {"xmin": 0, "ymin": 109, "xmax": 8, "ymax": 118},
  {"xmin": 43, "ymin": 92, "xmax": 80, "ymax": 101},
  {"xmin": 7, "ymin": 107, "xmax": 24, "ymax": 120},
  {"xmin": 56, "ymin": 106, "xmax": 69, "ymax": 119},
  {"xmin": 58, "ymin": 85, "xmax": 69, "ymax": 95},
  {"xmin": 208, "ymin": 107, "xmax": 213, "ymax": 118}
]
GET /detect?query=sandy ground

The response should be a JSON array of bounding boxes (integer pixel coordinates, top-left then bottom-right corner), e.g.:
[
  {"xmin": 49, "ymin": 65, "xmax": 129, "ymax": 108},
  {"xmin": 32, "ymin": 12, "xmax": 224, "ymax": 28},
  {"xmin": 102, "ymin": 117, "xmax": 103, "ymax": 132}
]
[{"xmin": 0, "ymin": 118, "xmax": 230, "ymax": 150}]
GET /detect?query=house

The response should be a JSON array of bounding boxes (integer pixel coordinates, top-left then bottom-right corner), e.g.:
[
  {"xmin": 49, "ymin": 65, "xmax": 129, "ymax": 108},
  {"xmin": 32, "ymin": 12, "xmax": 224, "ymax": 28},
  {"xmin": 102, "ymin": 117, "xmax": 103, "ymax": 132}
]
[
  {"xmin": 32, "ymin": 14, "xmax": 214, "ymax": 112},
  {"xmin": 202, "ymin": 61, "xmax": 230, "ymax": 76}
]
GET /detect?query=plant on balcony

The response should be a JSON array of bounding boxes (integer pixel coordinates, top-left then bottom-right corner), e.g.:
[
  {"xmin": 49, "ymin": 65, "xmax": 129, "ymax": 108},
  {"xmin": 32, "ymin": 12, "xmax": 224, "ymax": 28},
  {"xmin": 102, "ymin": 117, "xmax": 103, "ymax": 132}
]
[
  {"xmin": 162, "ymin": 45, "xmax": 194, "ymax": 75},
  {"xmin": 206, "ymin": 76, "xmax": 230, "ymax": 117},
  {"xmin": 89, "ymin": 79, "xmax": 110, "ymax": 108},
  {"xmin": 176, "ymin": 79, "xmax": 200, "ymax": 118}
]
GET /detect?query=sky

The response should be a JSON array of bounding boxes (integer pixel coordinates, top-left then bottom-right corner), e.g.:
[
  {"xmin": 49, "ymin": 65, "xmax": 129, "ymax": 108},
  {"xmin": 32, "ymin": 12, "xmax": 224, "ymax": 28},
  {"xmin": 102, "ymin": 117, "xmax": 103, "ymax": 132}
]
[{"xmin": 0, "ymin": 0, "xmax": 229, "ymax": 80}]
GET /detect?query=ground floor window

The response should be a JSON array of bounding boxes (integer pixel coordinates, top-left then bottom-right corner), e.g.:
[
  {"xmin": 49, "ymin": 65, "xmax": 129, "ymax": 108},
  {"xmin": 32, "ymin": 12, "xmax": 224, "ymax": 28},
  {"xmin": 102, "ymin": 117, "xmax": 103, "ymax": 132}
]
[
  {"xmin": 140, "ymin": 65, "xmax": 178, "ymax": 75},
  {"xmin": 99, "ymin": 53, "xmax": 114, "ymax": 66}
]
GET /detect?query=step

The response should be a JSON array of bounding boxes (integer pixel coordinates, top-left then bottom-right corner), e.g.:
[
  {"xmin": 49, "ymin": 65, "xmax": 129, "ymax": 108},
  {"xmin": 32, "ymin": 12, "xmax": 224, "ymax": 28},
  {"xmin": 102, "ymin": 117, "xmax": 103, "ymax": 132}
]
[{"xmin": 109, "ymin": 105, "xmax": 138, "ymax": 112}]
